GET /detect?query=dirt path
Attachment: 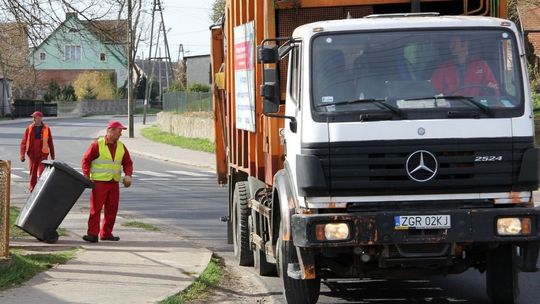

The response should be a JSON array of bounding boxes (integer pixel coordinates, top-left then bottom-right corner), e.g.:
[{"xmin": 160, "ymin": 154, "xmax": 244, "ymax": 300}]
[{"xmin": 193, "ymin": 256, "xmax": 278, "ymax": 304}]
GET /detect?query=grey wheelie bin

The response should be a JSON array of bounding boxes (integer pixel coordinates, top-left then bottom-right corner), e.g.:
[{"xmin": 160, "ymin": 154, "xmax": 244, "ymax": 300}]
[{"xmin": 16, "ymin": 160, "xmax": 94, "ymax": 243}]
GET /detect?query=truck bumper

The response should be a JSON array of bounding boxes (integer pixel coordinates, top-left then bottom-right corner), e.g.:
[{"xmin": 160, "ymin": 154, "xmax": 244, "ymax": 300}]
[{"xmin": 291, "ymin": 207, "xmax": 540, "ymax": 247}]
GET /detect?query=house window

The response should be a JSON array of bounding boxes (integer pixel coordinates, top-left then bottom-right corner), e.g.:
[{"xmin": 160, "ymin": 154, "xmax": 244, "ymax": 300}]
[
  {"xmin": 39, "ymin": 52, "xmax": 46, "ymax": 61},
  {"xmin": 100, "ymin": 53, "xmax": 107, "ymax": 62},
  {"xmin": 64, "ymin": 45, "xmax": 81, "ymax": 61}
]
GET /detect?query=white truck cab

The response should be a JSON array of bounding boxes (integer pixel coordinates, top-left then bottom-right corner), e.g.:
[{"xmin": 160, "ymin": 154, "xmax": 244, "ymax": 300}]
[{"xmin": 258, "ymin": 14, "xmax": 539, "ymax": 304}]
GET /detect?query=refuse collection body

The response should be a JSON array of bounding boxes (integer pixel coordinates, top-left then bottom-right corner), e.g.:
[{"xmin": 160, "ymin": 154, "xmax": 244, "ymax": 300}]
[{"xmin": 16, "ymin": 160, "xmax": 94, "ymax": 243}]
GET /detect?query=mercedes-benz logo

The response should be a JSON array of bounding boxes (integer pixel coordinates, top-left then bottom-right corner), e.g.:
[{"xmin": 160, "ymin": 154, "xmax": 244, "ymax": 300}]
[{"xmin": 406, "ymin": 150, "xmax": 438, "ymax": 182}]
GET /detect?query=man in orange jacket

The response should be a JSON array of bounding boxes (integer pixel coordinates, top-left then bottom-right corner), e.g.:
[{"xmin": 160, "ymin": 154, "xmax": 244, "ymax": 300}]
[{"xmin": 20, "ymin": 111, "xmax": 55, "ymax": 192}]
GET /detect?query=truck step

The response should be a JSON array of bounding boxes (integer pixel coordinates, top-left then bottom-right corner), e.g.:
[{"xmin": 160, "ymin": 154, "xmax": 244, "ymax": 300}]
[{"xmin": 287, "ymin": 263, "xmax": 302, "ymax": 279}]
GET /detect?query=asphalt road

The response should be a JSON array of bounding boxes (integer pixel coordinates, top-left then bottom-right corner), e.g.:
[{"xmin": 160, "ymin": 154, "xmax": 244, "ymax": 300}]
[{"xmin": 1, "ymin": 115, "xmax": 539, "ymax": 303}]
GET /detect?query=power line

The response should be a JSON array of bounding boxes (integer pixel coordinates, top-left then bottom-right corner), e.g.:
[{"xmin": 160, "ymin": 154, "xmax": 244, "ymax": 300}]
[{"xmin": 143, "ymin": 0, "xmax": 175, "ymax": 125}]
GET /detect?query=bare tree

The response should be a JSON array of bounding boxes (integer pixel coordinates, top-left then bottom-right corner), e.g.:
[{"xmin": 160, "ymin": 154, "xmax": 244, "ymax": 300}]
[{"xmin": 0, "ymin": 0, "xmax": 151, "ymax": 98}]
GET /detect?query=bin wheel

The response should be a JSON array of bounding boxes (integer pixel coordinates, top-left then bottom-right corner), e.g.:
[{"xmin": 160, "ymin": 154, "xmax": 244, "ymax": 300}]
[{"xmin": 44, "ymin": 230, "xmax": 59, "ymax": 244}]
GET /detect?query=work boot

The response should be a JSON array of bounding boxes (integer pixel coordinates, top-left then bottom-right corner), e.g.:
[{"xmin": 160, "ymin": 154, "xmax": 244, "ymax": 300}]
[
  {"xmin": 82, "ymin": 235, "xmax": 98, "ymax": 243},
  {"xmin": 100, "ymin": 235, "xmax": 120, "ymax": 241}
]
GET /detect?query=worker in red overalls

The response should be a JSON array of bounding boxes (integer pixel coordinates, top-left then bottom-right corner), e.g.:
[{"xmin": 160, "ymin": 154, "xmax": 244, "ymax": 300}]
[
  {"xmin": 431, "ymin": 35, "xmax": 499, "ymax": 96},
  {"xmin": 81, "ymin": 121, "xmax": 133, "ymax": 243},
  {"xmin": 19, "ymin": 111, "xmax": 55, "ymax": 192}
]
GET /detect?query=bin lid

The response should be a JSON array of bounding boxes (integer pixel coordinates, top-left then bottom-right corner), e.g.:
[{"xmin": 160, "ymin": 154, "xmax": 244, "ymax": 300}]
[{"xmin": 42, "ymin": 160, "xmax": 95, "ymax": 189}]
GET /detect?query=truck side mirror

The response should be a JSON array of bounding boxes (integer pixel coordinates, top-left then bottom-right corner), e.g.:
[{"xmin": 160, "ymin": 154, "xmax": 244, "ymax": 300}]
[
  {"xmin": 260, "ymin": 67, "xmax": 280, "ymax": 114},
  {"xmin": 260, "ymin": 83, "xmax": 280, "ymax": 113},
  {"xmin": 257, "ymin": 45, "xmax": 278, "ymax": 63}
]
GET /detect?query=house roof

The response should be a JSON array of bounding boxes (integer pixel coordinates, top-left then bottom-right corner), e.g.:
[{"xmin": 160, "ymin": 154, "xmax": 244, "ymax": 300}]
[
  {"xmin": 135, "ymin": 59, "xmax": 173, "ymax": 87},
  {"xmin": 84, "ymin": 19, "xmax": 128, "ymax": 44},
  {"xmin": 518, "ymin": 1, "xmax": 540, "ymax": 56},
  {"xmin": 32, "ymin": 13, "xmax": 127, "ymax": 61},
  {"xmin": 519, "ymin": 1, "xmax": 540, "ymax": 32},
  {"xmin": 185, "ymin": 54, "xmax": 210, "ymax": 59}
]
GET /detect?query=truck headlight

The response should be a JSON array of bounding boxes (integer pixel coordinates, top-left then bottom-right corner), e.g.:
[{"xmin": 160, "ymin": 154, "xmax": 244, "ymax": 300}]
[
  {"xmin": 315, "ymin": 223, "xmax": 350, "ymax": 241},
  {"xmin": 496, "ymin": 217, "xmax": 531, "ymax": 236}
]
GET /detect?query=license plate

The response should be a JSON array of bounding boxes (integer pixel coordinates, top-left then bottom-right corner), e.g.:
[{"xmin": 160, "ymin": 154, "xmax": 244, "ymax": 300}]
[{"xmin": 394, "ymin": 215, "xmax": 451, "ymax": 230}]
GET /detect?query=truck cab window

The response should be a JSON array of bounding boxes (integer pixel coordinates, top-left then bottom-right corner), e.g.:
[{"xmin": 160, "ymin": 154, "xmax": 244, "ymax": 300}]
[
  {"xmin": 501, "ymin": 38, "xmax": 518, "ymax": 97},
  {"xmin": 311, "ymin": 29, "xmax": 523, "ymax": 119},
  {"xmin": 288, "ymin": 46, "xmax": 300, "ymax": 105}
]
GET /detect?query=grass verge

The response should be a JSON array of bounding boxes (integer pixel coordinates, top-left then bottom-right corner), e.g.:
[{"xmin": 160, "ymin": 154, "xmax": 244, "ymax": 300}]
[
  {"xmin": 134, "ymin": 107, "xmax": 162, "ymax": 115},
  {"xmin": 0, "ymin": 249, "xmax": 77, "ymax": 289},
  {"xmin": 122, "ymin": 220, "xmax": 160, "ymax": 231},
  {"xmin": 160, "ymin": 255, "xmax": 224, "ymax": 304},
  {"xmin": 141, "ymin": 125, "xmax": 215, "ymax": 153},
  {"xmin": 2, "ymin": 207, "xmax": 77, "ymax": 290}
]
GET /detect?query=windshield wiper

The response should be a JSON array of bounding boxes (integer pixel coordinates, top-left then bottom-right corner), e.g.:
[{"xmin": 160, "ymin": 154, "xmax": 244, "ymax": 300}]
[
  {"xmin": 404, "ymin": 95, "xmax": 494, "ymax": 117},
  {"xmin": 317, "ymin": 98, "xmax": 405, "ymax": 118}
]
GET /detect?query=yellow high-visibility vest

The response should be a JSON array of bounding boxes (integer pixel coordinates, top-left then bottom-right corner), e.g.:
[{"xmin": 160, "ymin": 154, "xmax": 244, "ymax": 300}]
[{"xmin": 90, "ymin": 137, "xmax": 125, "ymax": 182}]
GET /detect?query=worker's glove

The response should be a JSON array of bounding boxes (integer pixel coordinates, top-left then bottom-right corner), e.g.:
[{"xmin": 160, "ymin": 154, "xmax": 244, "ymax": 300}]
[
  {"xmin": 123, "ymin": 176, "xmax": 132, "ymax": 188},
  {"xmin": 20, "ymin": 156, "xmax": 25, "ymax": 162}
]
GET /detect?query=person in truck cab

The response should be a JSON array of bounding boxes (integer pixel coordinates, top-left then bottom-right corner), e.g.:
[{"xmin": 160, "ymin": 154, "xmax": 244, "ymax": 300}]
[{"xmin": 431, "ymin": 35, "xmax": 499, "ymax": 96}]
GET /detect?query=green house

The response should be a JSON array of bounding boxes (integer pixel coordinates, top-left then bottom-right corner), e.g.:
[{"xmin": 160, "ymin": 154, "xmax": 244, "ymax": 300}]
[{"xmin": 32, "ymin": 12, "xmax": 127, "ymax": 90}]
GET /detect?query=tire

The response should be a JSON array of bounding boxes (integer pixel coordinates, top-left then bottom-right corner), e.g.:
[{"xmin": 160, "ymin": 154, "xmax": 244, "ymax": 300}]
[
  {"xmin": 486, "ymin": 244, "xmax": 519, "ymax": 304},
  {"xmin": 232, "ymin": 181, "xmax": 253, "ymax": 266},
  {"xmin": 44, "ymin": 229, "xmax": 59, "ymax": 244},
  {"xmin": 252, "ymin": 211, "xmax": 277, "ymax": 276},
  {"xmin": 277, "ymin": 223, "xmax": 320, "ymax": 304}
]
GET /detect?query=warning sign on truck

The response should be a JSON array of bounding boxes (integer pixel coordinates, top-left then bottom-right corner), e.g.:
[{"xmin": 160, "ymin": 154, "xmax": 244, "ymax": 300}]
[{"xmin": 233, "ymin": 21, "xmax": 256, "ymax": 132}]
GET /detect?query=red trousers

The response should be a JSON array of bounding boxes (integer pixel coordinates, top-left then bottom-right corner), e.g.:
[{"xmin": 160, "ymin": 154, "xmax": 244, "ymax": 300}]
[
  {"xmin": 28, "ymin": 157, "xmax": 45, "ymax": 192},
  {"xmin": 87, "ymin": 181, "xmax": 120, "ymax": 238}
]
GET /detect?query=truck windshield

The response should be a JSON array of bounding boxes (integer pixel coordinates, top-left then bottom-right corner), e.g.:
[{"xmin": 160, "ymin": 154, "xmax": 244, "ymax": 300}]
[{"xmin": 311, "ymin": 29, "xmax": 523, "ymax": 119}]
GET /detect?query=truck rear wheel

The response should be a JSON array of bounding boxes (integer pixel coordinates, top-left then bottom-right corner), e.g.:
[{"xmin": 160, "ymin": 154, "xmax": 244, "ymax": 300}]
[
  {"xmin": 486, "ymin": 244, "xmax": 519, "ymax": 304},
  {"xmin": 232, "ymin": 181, "xmax": 253, "ymax": 266},
  {"xmin": 277, "ymin": 223, "xmax": 320, "ymax": 304}
]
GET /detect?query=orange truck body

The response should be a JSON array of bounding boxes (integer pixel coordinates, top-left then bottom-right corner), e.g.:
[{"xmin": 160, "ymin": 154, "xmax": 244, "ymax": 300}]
[{"xmin": 210, "ymin": 0, "xmax": 508, "ymax": 188}]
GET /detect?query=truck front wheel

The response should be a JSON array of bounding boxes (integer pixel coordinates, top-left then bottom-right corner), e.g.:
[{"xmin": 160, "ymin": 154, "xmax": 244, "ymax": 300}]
[
  {"xmin": 232, "ymin": 181, "xmax": 254, "ymax": 266},
  {"xmin": 486, "ymin": 244, "xmax": 519, "ymax": 304},
  {"xmin": 277, "ymin": 223, "xmax": 320, "ymax": 304}
]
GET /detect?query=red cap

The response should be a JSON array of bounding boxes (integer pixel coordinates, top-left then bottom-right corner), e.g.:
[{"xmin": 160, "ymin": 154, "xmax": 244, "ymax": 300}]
[
  {"xmin": 30, "ymin": 111, "xmax": 43, "ymax": 117},
  {"xmin": 107, "ymin": 121, "xmax": 127, "ymax": 130}
]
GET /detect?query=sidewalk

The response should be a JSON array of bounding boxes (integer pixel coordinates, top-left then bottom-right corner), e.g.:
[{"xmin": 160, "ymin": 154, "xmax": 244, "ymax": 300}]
[{"xmin": 2, "ymin": 121, "xmax": 216, "ymax": 303}]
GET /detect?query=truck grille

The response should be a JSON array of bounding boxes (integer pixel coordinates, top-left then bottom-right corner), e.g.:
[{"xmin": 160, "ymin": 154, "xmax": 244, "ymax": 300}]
[{"xmin": 301, "ymin": 137, "xmax": 533, "ymax": 196}]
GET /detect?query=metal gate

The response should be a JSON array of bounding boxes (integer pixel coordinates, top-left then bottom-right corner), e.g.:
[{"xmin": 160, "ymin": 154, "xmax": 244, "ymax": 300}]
[{"xmin": 0, "ymin": 160, "xmax": 10, "ymax": 258}]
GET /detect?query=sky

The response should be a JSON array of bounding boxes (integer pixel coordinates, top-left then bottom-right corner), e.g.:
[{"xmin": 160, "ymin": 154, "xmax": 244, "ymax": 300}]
[{"xmin": 142, "ymin": 1, "xmax": 216, "ymax": 61}]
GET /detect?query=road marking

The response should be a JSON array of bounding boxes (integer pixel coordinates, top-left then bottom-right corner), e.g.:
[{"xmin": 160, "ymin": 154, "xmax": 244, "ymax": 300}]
[
  {"xmin": 168, "ymin": 170, "xmax": 211, "ymax": 177},
  {"xmin": 10, "ymin": 166, "xmax": 213, "ymax": 184},
  {"xmin": 137, "ymin": 171, "xmax": 175, "ymax": 177}
]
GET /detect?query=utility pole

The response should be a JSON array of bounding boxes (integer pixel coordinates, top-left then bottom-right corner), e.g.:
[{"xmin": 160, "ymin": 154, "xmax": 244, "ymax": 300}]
[
  {"xmin": 127, "ymin": 0, "xmax": 134, "ymax": 137},
  {"xmin": 143, "ymin": 0, "xmax": 157, "ymax": 125},
  {"xmin": 143, "ymin": 0, "xmax": 174, "ymax": 125}
]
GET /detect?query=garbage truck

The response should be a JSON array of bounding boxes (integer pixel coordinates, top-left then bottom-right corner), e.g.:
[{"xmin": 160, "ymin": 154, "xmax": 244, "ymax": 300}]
[{"xmin": 210, "ymin": 1, "xmax": 540, "ymax": 303}]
